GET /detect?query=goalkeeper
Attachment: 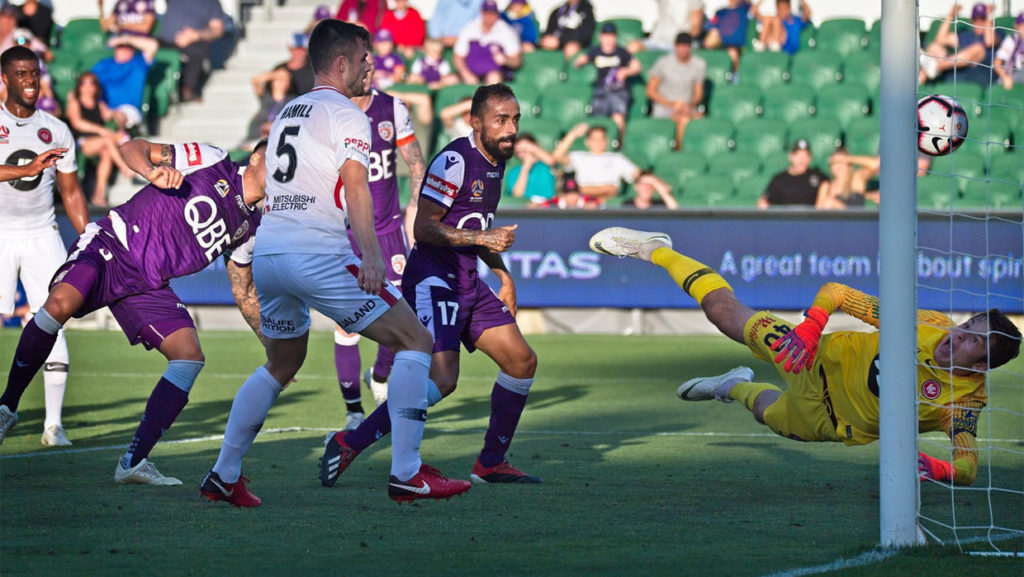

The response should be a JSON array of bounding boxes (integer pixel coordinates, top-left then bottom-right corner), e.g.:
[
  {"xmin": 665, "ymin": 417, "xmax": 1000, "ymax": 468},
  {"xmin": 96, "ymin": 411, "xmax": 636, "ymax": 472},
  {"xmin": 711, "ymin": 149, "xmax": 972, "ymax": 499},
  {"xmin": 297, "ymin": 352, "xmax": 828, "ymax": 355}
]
[{"xmin": 589, "ymin": 227, "xmax": 1021, "ymax": 486}]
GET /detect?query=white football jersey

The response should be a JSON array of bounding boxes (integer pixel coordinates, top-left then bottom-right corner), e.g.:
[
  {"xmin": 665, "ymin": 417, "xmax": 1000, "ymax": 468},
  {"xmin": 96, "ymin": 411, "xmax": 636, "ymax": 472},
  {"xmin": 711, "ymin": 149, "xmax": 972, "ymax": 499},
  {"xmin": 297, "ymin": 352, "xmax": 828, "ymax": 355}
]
[
  {"xmin": 256, "ymin": 86, "xmax": 371, "ymax": 257},
  {"xmin": 0, "ymin": 104, "xmax": 77, "ymax": 239}
]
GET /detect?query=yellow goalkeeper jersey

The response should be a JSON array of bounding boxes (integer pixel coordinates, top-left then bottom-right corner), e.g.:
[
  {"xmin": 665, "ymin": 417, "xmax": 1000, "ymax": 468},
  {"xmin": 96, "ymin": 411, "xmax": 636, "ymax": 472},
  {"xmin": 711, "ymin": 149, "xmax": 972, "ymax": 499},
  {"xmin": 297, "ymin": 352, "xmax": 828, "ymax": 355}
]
[{"xmin": 817, "ymin": 312, "xmax": 987, "ymax": 445}]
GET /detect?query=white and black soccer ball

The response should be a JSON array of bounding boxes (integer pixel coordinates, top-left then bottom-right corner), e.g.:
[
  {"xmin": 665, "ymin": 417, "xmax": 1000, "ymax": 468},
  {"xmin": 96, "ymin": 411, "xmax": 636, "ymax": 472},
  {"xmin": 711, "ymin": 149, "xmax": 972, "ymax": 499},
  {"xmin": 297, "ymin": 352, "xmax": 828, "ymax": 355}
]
[{"xmin": 917, "ymin": 95, "xmax": 968, "ymax": 157}]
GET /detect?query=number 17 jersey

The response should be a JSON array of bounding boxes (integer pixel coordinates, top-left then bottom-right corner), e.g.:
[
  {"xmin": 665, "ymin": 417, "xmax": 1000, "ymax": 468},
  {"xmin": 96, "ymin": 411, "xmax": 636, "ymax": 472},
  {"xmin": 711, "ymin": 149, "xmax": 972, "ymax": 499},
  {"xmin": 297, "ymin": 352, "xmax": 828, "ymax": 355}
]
[{"xmin": 257, "ymin": 86, "xmax": 372, "ymax": 257}]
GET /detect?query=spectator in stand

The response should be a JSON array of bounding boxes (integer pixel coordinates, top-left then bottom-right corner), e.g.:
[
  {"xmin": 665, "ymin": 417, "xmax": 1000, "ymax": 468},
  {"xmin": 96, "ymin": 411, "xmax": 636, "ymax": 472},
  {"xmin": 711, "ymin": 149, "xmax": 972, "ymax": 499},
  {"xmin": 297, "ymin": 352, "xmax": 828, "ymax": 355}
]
[
  {"xmin": 440, "ymin": 97, "xmax": 472, "ymax": 142},
  {"xmin": 372, "ymin": 28, "xmax": 405, "ymax": 89},
  {"xmin": 703, "ymin": 0, "xmax": 751, "ymax": 72},
  {"xmin": 535, "ymin": 170, "xmax": 600, "ymax": 209},
  {"xmin": 407, "ymin": 37, "xmax": 459, "ymax": 88},
  {"xmin": 428, "ymin": 0, "xmax": 484, "ymax": 48},
  {"xmin": 91, "ymin": 34, "xmax": 158, "ymax": 132},
  {"xmin": 758, "ymin": 138, "xmax": 830, "ymax": 208},
  {"xmin": 307, "ymin": 5, "xmax": 332, "ymax": 34},
  {"xmin": 627, "ymin": 0, "xmax": 705, "ymax": 53},
  {"xmin": 380, "ymin": 0, "xmax": 425, "ymax": 60},
  {"xmin": 335, "ymin": 0, "xmax": 386, "ymax": 35},
  {"xmin": 539, "ymin": 0, "xmax": 595, "ymax": 60},
  {"xmin": 65, "ymin": 71, "xmax": 135, "ymax": 207},
  {"xmin": 506, "ymin": 133, "xmax": 556, "ymax": 206},
  {"xmin": 754, "ymin": 0, "xmax": 810, "ymax": 54},
  {"xmin": 920, "ymin": 2, "xmax": 1003, "ymax": 86},
  {"xmin": 552, "ymin": 122, "xmax": 670, "ymax": 206},
  {"xmin": 453, "ymin": 0, "xmax": 522, "ymax": 85},
  {"xmin": 156, "ymin": 0, "xmax": 226, "ymax": 103},
  {"xmin": 503, "ymin": 0, "xmax": 539, "ymax": 52},
  {"xmin": 994, "ymin": 13, "xmax": 1024, "ymax": 90},
  {"xmin": 573, "ymin": 23, "xmax": 641, "ymax": 142},
  {"xmin": 0, "ymin": 6, "xmax": 49, "ymax": 61},
  {"xmin": 100, "ymin": 0, "xmax": 156, "ymax": 37},
  {"xmin": 622, "ymin": 172, "xmax": 678, "ymax": 209},
  {"xmin": 242, "ymin": 32, "xmax": 314, "ymax": 148},
  {"xmin": 13, "ymin": 0, "xmax": 52, "ymax": 48},
  {"xmin": 647, "ymin": 32, "xmax": 705, "ymax": 149},
  {"xmin": 820, "ymin": 148, "xmax": 931, "ymax": 208}
]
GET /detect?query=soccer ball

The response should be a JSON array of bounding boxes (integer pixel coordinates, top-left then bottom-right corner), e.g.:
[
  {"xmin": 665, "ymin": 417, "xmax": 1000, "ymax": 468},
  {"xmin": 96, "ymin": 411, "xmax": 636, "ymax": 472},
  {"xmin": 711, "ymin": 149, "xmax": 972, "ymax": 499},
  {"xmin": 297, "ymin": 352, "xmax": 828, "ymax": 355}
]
[{"xmin": 917, "ymin": 95, "xmax": 968, "ymax": 156}]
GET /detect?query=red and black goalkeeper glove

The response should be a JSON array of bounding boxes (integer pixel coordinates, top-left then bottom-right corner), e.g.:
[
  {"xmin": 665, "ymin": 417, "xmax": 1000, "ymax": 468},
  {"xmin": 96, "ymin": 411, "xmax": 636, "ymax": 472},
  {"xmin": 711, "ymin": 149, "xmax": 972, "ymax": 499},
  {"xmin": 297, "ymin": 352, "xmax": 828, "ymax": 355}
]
[
  {"xmin": 918, "ymin": 452, "xmax": 955, "ymax": 482},
  {"xmin": 770, "ymin": 306, "xmax": 829, "ymax": 374}
]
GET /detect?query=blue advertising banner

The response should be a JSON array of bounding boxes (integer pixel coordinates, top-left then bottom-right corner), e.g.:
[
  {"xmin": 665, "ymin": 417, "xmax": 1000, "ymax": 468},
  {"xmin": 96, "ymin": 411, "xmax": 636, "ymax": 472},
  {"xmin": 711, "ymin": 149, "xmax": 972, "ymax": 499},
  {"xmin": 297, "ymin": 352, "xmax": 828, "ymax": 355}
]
[{"xmin": 57, "ymin": 210, "xmax": 1023, "ymax": 313}]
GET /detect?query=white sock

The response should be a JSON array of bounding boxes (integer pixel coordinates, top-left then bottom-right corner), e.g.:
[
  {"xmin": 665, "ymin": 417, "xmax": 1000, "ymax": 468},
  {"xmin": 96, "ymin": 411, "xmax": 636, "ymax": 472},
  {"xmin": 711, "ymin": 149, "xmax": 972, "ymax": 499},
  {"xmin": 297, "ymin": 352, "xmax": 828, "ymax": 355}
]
[
  {"xmin": 387, "ymin": 350, "xmax": 430, "ymax": 481},
  {"xmin": 212, "ymin": 366, "xmax": 283, "ymax": 483},
  {"xmin": 42, "ymin": 329, "xmax": 69, "ymax": 429}
]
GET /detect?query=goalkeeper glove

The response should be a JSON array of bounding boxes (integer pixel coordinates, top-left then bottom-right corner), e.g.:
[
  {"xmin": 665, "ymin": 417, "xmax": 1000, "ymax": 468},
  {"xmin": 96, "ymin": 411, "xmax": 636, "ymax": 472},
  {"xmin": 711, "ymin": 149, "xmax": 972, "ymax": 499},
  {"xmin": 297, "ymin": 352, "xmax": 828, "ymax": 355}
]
[
  {"xmin": 770, "ymin": 305, "xmax": 829, "ymax": 374},
  {"xmin": 918, "ymin": 452, "xmax": 954, "ymax": 482}
]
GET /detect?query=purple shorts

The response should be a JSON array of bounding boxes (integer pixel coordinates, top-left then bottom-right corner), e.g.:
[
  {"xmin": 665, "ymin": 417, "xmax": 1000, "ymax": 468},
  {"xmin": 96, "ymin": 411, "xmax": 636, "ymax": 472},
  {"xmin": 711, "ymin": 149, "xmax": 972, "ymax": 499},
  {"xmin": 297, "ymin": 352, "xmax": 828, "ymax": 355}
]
[
  {"xmin": 402, "ymin": 265, "xmax": 514, "ymax": 354},
  {"xmin": 348, "ymin": 224, "xmax": 408, "ymax": 286},
  {"xmin": 51, "ymin": 226, "xmax": 194, "ymax": 350}
]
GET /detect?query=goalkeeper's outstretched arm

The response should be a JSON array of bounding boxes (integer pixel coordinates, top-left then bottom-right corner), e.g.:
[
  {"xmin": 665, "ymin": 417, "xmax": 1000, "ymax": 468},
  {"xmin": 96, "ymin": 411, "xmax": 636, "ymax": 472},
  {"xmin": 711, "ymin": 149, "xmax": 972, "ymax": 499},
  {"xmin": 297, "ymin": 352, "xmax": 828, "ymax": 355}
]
[
  {"xmin": 920, "ymin": 402, "xmax": 983, "ymax": 486},
  {"xmin": 808, "ymin": 282, "xmax": 880, "ymax": 328}
]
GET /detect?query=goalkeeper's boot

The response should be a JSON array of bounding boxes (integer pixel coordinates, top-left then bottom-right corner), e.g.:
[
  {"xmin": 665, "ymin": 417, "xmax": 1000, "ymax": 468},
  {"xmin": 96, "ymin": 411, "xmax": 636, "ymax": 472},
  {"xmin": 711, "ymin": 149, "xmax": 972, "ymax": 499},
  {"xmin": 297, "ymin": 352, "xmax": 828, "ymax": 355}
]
[
  {"xmin": 470, "ymin": 458, "xmax": 543, "ymax": 484},
  {"xmin": 0, "ymin": 405, "xmax": 18, "ymax": 445},
  {"xmin": 588, "ymin": 227, "xmax": 672, "ymax": 263},
  {"xmin": 320, "ymin": 430, "xmax": 361, "ymax": 487},
  {"xmin": 114, "ymin": 458, "xmax": 183, "ymax": 486},
  {"xmin": 388, "ymin": 463, "xmax": 472, "ymax": 503},
  {"xmin": 677, "ymin": 366, "xmax": 754, "ymax": 402},
  {"xmin": 364, "ymin": 368, "xmax": 388, "ymax": 406},
  {"xmin": 200, "ymin": 470, "xmax": 262, "ymax": 507},
  {"xmin": 41, "ymin": 424, "xmax": 72, "ymax": 447}
]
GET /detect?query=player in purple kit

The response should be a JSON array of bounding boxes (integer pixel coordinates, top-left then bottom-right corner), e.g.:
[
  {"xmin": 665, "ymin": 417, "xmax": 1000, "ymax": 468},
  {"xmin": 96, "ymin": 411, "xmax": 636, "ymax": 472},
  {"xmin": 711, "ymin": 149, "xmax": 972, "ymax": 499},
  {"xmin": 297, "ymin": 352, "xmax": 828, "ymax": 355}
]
[
  {"xmin": 333, "ymin": 83, "xmax": 427, "ymax": 430},
  {"xmin": 321, "ymin": 83, "xmax": 542, "ymax": 486},
  {"xmin": 0, "ymin": 137, "xmax": 268, "ymax": 486}
]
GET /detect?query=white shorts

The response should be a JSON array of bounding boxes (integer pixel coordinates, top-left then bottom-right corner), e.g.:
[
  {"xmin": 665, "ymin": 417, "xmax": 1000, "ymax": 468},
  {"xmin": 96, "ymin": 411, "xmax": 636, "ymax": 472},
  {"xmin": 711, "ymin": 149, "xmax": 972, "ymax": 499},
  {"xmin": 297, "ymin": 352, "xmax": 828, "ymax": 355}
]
[
  {"xmin": 115, "ymin": 104, "xmax": 143, "ymax": 128},
  {"xmin": 253, "ymin": 252, "xmax": 402, "ymax": 340},
  {"xmin": 0, "ymin": 229, "xmax": 67, "ymax": 315}
]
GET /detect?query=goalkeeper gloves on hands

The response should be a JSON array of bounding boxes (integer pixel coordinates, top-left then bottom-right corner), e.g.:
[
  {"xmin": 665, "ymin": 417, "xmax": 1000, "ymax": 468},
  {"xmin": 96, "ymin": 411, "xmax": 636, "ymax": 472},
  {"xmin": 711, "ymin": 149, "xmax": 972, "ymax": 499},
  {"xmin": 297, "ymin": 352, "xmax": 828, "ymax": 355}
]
[
  {"xmin": 918, "ymin": 452, "xmax": 954, "ymax": 482},
  {"xmin": 770, "ymin": 306, "xmax": 829, "ymax": 374}
]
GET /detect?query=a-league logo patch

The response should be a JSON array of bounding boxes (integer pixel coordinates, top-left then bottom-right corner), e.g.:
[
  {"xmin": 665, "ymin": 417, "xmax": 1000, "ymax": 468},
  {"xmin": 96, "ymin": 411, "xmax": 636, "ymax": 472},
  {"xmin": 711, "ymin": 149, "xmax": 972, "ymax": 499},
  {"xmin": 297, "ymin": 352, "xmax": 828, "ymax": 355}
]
[
  {"xmin": 214, "ymin": 179, "xmax": 230, "ymax": 197},
  {"xmin": 378, "ymin": 121, "xmax": 394, "ymax": 142},
  {"xmin": 37, "ymin": 128, "xmax": 52, "ymax": 144},
  {"xmin": 470, "ymin": 179, "xmax": 484, "ymax": 197},
  {"xmin": 921, "ymin": 380, "xmax": 942, "ymax": 400}
]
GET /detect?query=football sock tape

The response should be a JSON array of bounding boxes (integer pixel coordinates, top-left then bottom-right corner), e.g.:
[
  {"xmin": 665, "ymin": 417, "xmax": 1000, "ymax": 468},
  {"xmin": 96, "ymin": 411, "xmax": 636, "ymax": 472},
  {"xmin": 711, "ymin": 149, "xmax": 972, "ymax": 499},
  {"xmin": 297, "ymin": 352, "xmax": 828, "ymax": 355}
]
[{"xmin": 163, "ymin": 360, "xmax": 205, "ymax": 393}]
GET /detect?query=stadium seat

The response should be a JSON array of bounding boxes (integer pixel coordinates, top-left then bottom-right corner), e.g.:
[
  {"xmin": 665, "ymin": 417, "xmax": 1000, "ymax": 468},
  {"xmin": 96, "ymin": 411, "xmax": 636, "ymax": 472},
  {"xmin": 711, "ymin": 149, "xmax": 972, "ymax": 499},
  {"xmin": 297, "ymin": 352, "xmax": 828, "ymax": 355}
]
[
  {"xmin": 961, "ymin": 179, "xmax": 1023, "ymax": 210},
  {"xmin": 798, "ymin": 22, "xmax": 817, "ymax": 52},
  {"xmin": 595, "ymin": 18, "xmax": 645, "ymax": 45},
  {"xmin": 680, "ymin": 174, "xmax": 735, "ymax": 206},
  {"xmin": 517, "ymin": 50, "xmax": 566, "ymax": 91},
  {"xmin": 788, "ymin": 117, "xmax": 842, "ymax": 163},
  {"xmin": 58, "ymin": 18, "xmax": 106, "ymax": 53},
  {"xmin": 507, "ymin": 82, "xmax": 541, "ymax": 116},
  {"xmin": 926, "ymin": 152, "xmax": 986, "ymax": 192},
  {"xmin": 706, "ymin": 84, "xmax": 761, "ymax": 125},
  {"xmin": 681, "ymin": 118, "xmax": 734, "ymax": 158},
  {"xmin": 922, "ymin": 82, "xmax": 983, "ymax": 117},
  {"xmin": 518, "ymin": 117, "xmax": 562, "ymax": 150},
  {"xmin": 634, "ymin": 50, "xmax": 667, "ymax": 73},
  {"xmin": 987, "ymin": 84, "xmax": 1024, "ymax": 108},
  {"xmin": 842, "ymin": 51, "xmax": 881, "ymax": 94},
  {"xmin": 541, "ymin": 83, "xmax": 592, "ymax": 131},
  {"xmin": 433, "ymin": 83, "xmax": 478, "ymax": 116},
  {"xmin": 694, "ymin": 50, "xmax": 734, "ymax": 87},
  {"xmin": 988, "ymin": 150, "xmax": 1024, "ymax": 185},
  {"xmin": 78, "ymin": 48, "xmax": 115, "ymax": 73},
  {"xmin": 866, "ymin": 19, "xmax": 881, "ymax": 51},
  {"xmin": 563, "ymin": 61, "xmax": 596, "ymax": 88},
  {"xmin": 810, "ymin": 18, "xmax": 867, "ymax": 58},
  {"xmin": 622, "ymin": 117, "xmax": 677, "ymax": 169},
  {"xmin": 732, "ymin": 118, "xmax": 788, "ymax": 162},
  {"xmin": 986, "ymin": 106, "xmax": 1024, "ymax": 142},
  {"xmin": 789, "ymin": 50, "xmax": 843, "ymax": 92},
  {"xmin": 653, "ymin": 151, "xmax": 707, "ymax": 192},
  {"xmin": 959, "ymin": 114, "xmax": 1012, "ymax": 160},
  {"xmin": 917, "ymin": 174, "xmax": 960, "ymax": 209},
  {"xmin": 147, "ymin": 48, "xmax": 182, "ymax": 119},
  {"xmin": 760, "ymin": 83, "xmax": 815, "ymax": 124},
  {"xmin": 844, "ymin": 116, "xmax": 880, "ymax": 156},
  {"xmin": 47, "ymin": 59, "xmax": 79, "ymax": 107},
  {"xmin": 735, "ymin": 172, "xmax": 772, "ymax": 202},
  {"xmin": 814, "ymin": 84, "xmax": 870, "ymax": 131},
  {"xmin": 736, "ymin": 52, "xmax": 790, "ymax": 92},
  {"xmin": 706, "ymin": 151, "xmax": 762, "ymax": 187}
]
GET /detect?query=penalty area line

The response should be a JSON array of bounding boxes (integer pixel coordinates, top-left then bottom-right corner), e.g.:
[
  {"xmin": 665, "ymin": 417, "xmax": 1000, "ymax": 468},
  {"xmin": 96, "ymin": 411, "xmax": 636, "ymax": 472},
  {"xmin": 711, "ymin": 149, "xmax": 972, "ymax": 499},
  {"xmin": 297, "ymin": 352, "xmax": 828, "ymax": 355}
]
[{"xmin": 759, "ymin": 549, "xmax": 898, "ymax": 577}]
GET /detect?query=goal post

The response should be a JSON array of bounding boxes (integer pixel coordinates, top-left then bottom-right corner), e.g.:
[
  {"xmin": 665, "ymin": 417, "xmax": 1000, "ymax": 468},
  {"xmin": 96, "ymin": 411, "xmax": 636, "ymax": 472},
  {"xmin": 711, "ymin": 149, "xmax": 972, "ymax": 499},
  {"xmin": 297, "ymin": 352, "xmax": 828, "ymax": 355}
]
[{"xmin": 877, "ymin": 0, "xmax": 925, "ymax": 548}]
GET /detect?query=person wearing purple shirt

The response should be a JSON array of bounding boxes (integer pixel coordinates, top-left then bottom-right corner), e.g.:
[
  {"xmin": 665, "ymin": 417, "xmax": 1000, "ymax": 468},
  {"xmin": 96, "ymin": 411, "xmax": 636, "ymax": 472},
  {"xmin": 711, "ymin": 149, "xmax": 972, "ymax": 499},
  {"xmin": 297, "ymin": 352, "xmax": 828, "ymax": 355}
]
[
  {"xmin": 100, "ymin": 0, "xmax": 157, "ymax": 37},
  {"xmin": 371, "ymin": 28, "xmax": 405, "ymax": 89},
  {"xmin": 0, "ymin": 138, "xmax": 268, "ymax": 486},
  {"xmin": 323, "ymin": 84, "xmax": 544, "ymax": 485}
]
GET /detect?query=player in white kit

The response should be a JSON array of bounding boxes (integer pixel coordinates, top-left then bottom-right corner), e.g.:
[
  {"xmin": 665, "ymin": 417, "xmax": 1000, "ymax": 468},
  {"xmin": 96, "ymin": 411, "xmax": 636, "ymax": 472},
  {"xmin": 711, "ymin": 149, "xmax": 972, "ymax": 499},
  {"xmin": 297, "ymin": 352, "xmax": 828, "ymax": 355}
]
[
  {"xmin": 200, "ymin": 20, "xmax": 470, "ymax": 507},
  {"xmin": 0, "ymin": 46, "xmax": 88, "ymax": 447}
]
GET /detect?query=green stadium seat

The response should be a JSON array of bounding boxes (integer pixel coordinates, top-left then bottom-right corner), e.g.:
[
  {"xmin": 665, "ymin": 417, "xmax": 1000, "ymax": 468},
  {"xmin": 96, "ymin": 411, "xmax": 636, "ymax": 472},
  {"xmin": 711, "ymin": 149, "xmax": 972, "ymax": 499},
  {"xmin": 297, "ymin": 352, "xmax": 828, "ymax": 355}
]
[
  {"xmin": 788, "ymin": 117, "xmax": 842, "ymax": 163},
  {"xmin": 507, "ymin": 82, "xmax": 541, "ymax": 116},
  {"xmin": 146, "ymin": 48, "xmax": 181, "ymax": 118},
  {"xmin": 433, "ymin": 83, "xmax": 477, "ymax": 115},
  {"xmin": 844, "ymin": 116, "xmax": 880, "ymax": 156},
  {"xmin": 706, "ymin": 84, "xmax": 761, "ymax": 125},
  {"xmin": 842, "ymin": 51, "xmax": 881, "ymax": 94},
  {"xmin": 622, "ymin": 117, "xmax": 677, "ymax": 169},
  {"xmin": 798, "ymin": 22, "xmax": 817, "ymax": 52},
  {"xmin": 917, "ymin": 174, "xmax": 959, "ymax": 209},
  {"xmin": 680, "ymin": 174, "xmax": 735, "ymax": 206},
  {"xmin": 986, "ymin": 85, "xmax": 1023, "ymax": 107},
  {"xmin": 47, "ymin": 59, "xmax": 79, "ymax": 107},
  {"xmin": 541, "ymin": 84, "xmax": 592, "ymax": 131},
  {"xmin": 629, "ymin": 79, "xmax": 650, "ymax": 118},
  {"xmin": 735, "ymin": 172, "xmax": 772, "ymax": 201},
  {"xmin": 814, "ymin": 84, "xmax": 870, "ymax": 131},
  {"xmin": 58, "ymin": 18, "xmax": 106, "ymax": 53},
  {"xmin": 733, "ymin": 118, "xmax": 788, "ymax": 164},
  {"xmin": 986, "ymin": 105, "xmax": 1024, "ymax": 141},
  {"xmin": 517, "ymin": 50, "xmax": 566, "ymax": 91},
  {"xmin": 78, "ymin": 48, "xmax": 115, "ymax": 73},
  {"xmin": 761, "ymin": 83, "xmax": 815, "ymax": 124},
  {"xmin": 960, "ymin": 179, "xmax": 1022, "ymax": 210},
  {"xmin": 634, "ymin": 49, "xmax": 667, "ymax": 72},
  {"xmin": 653, "ymin": 151, "xmax": 707, "ymax": 192},
  {"xmin": 925, "ymin": 152, "xmax": 986, "ymax": 192},
  {"xmin": 563, "ymin": 61, "xmax": 596, "ymax": 88},
  {"xmin": 810, "ymin": 18, "xmax": 867, "ymax": 58},
  {"xmin": 706, "ymin": 151, "xmax": 762, "ymax": 187},
  {"xmin": 958, "ymin": 113, "xmax": 1012, "ymax": 159},
  {"xmin": 987, "ymin": 149, "xmax": 1024, "ymax": 185},
  {"xmin": 922, "ymin": 83, "xmax": 983, "ymax": 117},
  {"xmin": 681, "ymin": 118, "xmax": 734, "ymax": 158},
  {"xmin": 594, "ymin": 18, "xmax": 645, "ymax": 45},
  {"xmin": 789, "ymin": 50, "xmax": 842, "ymax": 92},
  {"xmin": 736, "ymin": 52, "xmax": 790, "ymax": 92},
  {"xmin": 694, "ymin": 50, "xmax": 734, "ymax": 87},
  {"xmin": 517, "ymin": 117, "xmax": 562, "ymax": 151},
  {"xmin": 866, "ymin": 19, "xmax": 881, "ymax": 51}
]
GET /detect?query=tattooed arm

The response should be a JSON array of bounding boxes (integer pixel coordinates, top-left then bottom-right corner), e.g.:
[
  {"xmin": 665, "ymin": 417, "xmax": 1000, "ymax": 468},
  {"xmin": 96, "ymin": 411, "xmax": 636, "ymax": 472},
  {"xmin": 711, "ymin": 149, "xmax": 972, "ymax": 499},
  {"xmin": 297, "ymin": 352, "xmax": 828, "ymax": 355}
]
[
  {"xmin": 227, "ymin": 259, "xmax": 264, "ymax": 345},
  {"xmin": 399, "ymin": 138, "xmax": 426, "ymax": 248},
  {"xmin": 119, "ymin": 139, "xmax": 183, "ymax": 189},
  {"xmin": 413, "ymin": 199, "xmax": 518, "ymax": 252}
]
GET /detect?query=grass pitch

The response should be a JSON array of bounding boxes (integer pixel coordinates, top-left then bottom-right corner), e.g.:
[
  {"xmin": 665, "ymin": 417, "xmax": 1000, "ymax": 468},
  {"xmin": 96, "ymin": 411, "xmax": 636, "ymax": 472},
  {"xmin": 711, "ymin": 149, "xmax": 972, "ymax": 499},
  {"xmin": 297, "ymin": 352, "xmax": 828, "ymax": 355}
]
[{"xmin": 1, "ymin": 328, "xmax": 1021, "ymax": 576}]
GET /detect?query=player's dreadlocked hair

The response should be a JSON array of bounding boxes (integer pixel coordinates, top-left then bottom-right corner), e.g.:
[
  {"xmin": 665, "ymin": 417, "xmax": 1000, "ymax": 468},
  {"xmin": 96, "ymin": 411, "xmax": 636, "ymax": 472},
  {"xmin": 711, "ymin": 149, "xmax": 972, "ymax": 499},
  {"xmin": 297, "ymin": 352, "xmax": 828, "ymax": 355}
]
[
  {"xmin": 0, "ymin": 45, "xmax": 37, "ymax": 74},
  {"xmin": 969, "ymin": 309, "xmax": 1022, "ymax": 369},
  {"xmin": 307, "ymin": 19, "xmax": 370, "ymax": 77},
  {"xmin": 470, "ymin": 83, "xmax": 516, "ymax": 119}
]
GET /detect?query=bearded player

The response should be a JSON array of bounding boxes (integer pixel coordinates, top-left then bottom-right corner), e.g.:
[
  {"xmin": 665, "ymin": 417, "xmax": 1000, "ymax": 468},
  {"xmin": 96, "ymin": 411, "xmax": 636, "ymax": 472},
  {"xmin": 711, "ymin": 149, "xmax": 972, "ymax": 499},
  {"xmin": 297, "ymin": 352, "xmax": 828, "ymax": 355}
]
[
  {"xmin": 0, "ymin": 137, "xmax": 267, "ymax": 487},
  {"xmin": 588, "ymin": 227, "xmax": 1021, "ymax": 486},
  {"xmin": 0, "ymin": 45, "xmax": 89, "ymax": 447},
  {"xmin": 321, "ymin": 83, "xmax": 543, "ymax": 487}
]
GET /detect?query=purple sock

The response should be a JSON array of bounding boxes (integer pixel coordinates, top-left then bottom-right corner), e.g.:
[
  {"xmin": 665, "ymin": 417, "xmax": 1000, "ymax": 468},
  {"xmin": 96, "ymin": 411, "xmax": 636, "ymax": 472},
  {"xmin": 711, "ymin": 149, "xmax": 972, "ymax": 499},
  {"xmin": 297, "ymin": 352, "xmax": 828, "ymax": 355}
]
[
  {"xmin": 123, "ymin": 378, "xmax": 189, "ymax": 467},
  {"xmin": 345, "ymin": 401, "xmax": 392, "ymax": 451},
  {"xmin": 334, "ymin": 342, "xmax": 362, "ymax": 403},
  {"xmin": 479, "ymin": 384, "xmax": 528, "ymax": 468},
  {"xmin": 371, "ymin": 345, "xmax": 396, "ymax": 381},
  {"xmin": 1, "ymin": 317, "xmax": 59, "ymax": 411}
]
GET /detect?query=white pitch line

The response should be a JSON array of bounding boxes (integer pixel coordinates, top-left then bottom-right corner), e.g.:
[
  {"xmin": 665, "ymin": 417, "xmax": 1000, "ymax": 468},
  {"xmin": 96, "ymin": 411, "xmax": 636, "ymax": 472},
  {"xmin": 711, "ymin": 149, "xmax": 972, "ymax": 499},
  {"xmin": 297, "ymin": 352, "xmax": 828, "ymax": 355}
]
[{"xmin": 758, "ymin": 549, "xmax": 899, "ymax": 577}]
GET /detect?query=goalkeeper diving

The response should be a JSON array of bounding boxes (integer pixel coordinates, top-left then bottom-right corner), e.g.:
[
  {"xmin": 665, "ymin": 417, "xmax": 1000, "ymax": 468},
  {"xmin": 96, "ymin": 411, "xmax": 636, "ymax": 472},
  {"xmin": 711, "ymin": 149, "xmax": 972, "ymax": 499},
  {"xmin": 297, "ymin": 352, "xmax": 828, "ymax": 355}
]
[{"xmin": 589, "ymin": 227, "xmax": 1022, "ymax": 486}]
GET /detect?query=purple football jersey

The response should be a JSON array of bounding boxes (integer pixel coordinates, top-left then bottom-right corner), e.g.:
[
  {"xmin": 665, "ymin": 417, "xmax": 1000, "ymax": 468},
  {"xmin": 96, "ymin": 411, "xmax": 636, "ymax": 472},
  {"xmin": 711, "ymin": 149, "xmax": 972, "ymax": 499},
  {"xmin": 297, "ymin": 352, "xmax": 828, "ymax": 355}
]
[{"xmin": 363, "ymin": 90, "xmax": 412, "ymax": 233}]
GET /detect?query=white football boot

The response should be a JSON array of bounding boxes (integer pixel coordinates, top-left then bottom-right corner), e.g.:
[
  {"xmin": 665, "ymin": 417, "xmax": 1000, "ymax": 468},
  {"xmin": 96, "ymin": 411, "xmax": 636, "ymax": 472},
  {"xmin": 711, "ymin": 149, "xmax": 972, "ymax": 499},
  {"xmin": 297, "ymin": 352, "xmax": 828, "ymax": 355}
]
[
  {"xmin": 588, "ymin": 227, "xmax": 672, "ymax": 263},
  {"xmin": 41, "ymin": 424, "xmax": 72, "ymax": 446},
  {"xmin": 677, "ymin": 366, "xmax": 755, "ymax": 403},
  {"xmin": 114, "ymin": 458, "xmax": 183, "ymax": 486}
]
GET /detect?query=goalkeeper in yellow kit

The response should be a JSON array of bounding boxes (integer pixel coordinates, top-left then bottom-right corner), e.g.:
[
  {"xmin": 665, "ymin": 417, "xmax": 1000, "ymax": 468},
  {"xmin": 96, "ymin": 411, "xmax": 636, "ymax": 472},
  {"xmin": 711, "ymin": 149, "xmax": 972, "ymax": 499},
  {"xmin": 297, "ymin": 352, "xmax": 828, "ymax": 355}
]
[{"xmin": 589, "ymin": 227, "xmax": 1021, "ymax": 486}]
